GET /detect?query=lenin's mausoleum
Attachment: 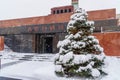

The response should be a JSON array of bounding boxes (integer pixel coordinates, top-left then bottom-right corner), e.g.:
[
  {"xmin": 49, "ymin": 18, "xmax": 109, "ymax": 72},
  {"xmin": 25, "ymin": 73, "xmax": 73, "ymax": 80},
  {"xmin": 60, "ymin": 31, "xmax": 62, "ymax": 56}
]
[{"xmin": 0, "ymin": 0, "xmax": 120, "ymax": 56}]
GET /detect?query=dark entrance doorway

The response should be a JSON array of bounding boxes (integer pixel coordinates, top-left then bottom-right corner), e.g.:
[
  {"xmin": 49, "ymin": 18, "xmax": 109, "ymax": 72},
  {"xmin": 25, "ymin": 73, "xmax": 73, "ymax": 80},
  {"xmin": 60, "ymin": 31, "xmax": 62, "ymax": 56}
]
[
  {"xmin": 44, "ymin": 37, "xmax": 53, "ymax": 53},
  {"xmin": 35, "ymin": 34, "xmax": 53, "ymax": 53}
]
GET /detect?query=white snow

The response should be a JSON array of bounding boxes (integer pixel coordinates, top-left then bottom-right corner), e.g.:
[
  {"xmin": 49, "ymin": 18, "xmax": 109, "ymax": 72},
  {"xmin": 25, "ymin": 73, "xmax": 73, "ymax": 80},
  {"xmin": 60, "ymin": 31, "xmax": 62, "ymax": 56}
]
[
  {"xmin": 71, "ymin": 42, "xmax": 80, "ymax": 49},
  {"xmin": 86, "ymin": 21, "xmax": 94, "ymax": 26},
  {"xmin": 54, "ymin": 53, "xmax": 60, "ymax": 61},
  {"xmin": 73, "ymin": 54, "xmax": 92, "ymax": 64},
  {"xmin": 74, "ymin": 32, "xmax": 81, "ymax": 39},
  {"xmin": 102, "ymin": 57, "xmax": 120, "ymax": 80},
  {"xmin": 90, "ymin": 28, "xmax": 94, "ymax": 32},
  {"xmin": 59, "ymin": 47, "xmax": 69, "ymax": 54},
  {"xmin": 67, "ymin": 20, "xmax": 75, "ymax": 31},
  {"xmin": 59, "ymin": 55, "xmax": 64, "ymax": 62},
  {"xmin": 91, "ymin": 69, "xmax": 100, "ymax": 77},
  {"xmin": 0, "ymin": 50, "xmax": 120, "ymax": 80},
  {"xmin": 94, "ymin": 45, "xmax": 104, "ymax": 52},
  {"xmin": 71, "ymin": 41, "xmax": 86, "ymax": 49},
  {"xmin": 70, "ymin": 13, "xmax": 86, "ymax": 21},
  {"xmin": 57, "ymin": 41, "xmax": 62, "ymax": 48},
  {"xmin": 86, "ymin": 63, "xmax": 92, "ymax": 69},
  {"xmin": 72, "ymin": 55, "xmax": 80, "ymax": 65},
  {"xmin": 90, "ymin": 61, "xmax": 95, "ymax": 66},
  {"xmin": 67, "ymin": 8, "xmax": 88, "ymax": 33},
  {"xmin": 65, "ymin": 34, "xmax": 74, "ymax": 39},
  {"xmin": 77, "ymin": 64, "xmax": 92, "ymax": 72},
  {"xmin": 93, "ymin": 38, "xmax": 99, "ymax": 44},
  {"xmin": 62, "ymin": 51, "xmax": 73, "ymax": 64},
  {"xmin": 77, "ymin": 66, "xmax": 87, "ymax": 72},
  {"xmin": 78, "ymin": 42, "xmax": 86, "ymax": 47},
  {"xmin": 57, "ymin": 39, "xmax": 71, "ymax": 48},
  {"xmin": 55, "ymin": 65, "xmax": 63, "ymax": 72},
  {"xmin": 88, "ymin": 35, "xmax": 95, "ymax": 40},
  {"xmin": 93, "ymin": 54, "xmax": 105, "ymax": 61}
]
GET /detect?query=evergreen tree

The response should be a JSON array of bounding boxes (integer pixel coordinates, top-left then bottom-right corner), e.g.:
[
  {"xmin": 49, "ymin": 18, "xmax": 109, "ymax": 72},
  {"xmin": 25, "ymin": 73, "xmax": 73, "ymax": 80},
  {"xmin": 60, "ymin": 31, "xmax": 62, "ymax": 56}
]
[{"xmin": 54, "ymin": 8, "xmax": 107, "ymax": 78}]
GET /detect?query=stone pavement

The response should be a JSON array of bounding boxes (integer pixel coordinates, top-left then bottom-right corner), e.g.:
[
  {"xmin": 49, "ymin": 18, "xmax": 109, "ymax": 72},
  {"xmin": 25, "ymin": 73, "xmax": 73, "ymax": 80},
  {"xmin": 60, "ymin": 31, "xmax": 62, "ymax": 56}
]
[{"xmin": 1, "ymin": 60, "xmax": 24, "ymax": 69}]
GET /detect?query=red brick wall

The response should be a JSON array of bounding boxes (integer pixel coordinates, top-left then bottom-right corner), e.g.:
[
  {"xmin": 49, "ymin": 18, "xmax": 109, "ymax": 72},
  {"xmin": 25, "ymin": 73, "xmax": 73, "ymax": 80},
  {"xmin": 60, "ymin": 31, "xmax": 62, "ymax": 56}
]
[
  {"xmin": 88, "ymin": 8, "xmax": 116, "ymax": 20},
  {"xmin": 0, "ymin": 8, "xmax": 116, "ymax": 28},
  {"xmin": 0, "ymin": 36, "xmax": 4, "ymax": 51},
  {"xmin": 93, "ymin": 32, "xmax": 120, "ymax": 56},
  {"xmin": 45, "ymin": 13, "xmax": 72, "ymax": 24},
  {"xmin": 0, "ymin": 13, "xmax": 73, "ymax": 28},
  {"xmin": 0, "ymin": 16, "xmax": 45, "ymax": 28}
]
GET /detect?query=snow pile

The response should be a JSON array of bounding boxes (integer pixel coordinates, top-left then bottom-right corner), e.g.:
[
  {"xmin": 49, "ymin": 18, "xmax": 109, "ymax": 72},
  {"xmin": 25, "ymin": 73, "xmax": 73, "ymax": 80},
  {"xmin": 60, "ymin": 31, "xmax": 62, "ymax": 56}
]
[
  {"xmin": 91, "ymin": 68, "xmax": 100, "ymax": 77},
  {"xmin": 2, "ymin": 44, "xmax": 13, "ymax": 52},
  {"xmin": 73, "ymin": 54, "xmax": 92, "ymax": 64},
  {"xmin": 57, "ymin": 39, "xmax": 71, "ymax": 48},
  {"xmin": 102, "ymin": 57, "xmax": 120, "ymax": 80},
  {"xmin": 62, "ymin": 51, "xmax": 74, "ymax": 64},
  {"xmin": 55, "ymin": 65, "xmax": 63, "ymax": 72}
]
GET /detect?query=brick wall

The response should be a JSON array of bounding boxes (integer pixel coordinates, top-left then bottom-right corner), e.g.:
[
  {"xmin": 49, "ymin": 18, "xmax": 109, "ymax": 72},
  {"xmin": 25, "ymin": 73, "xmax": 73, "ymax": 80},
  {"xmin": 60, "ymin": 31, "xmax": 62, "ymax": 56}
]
[
  {"xmin": 0, "ymin": 36, "xmax": 4, "ymax": 51},
  {"xmin": 93, "ymin": 32, "xmax": 120, "ymax": 56},
  {"xmin": 88, "ymin": 8, "xmax": 116, "ymax": 20},
  {"xmin": 0, "ymin": 8, "xmax": 116, "ymax": 28}
]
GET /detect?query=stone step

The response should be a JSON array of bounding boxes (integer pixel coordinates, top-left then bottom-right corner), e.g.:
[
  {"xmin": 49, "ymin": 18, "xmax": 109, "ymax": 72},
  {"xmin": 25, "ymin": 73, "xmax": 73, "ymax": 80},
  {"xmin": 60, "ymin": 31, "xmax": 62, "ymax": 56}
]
[{"xmin": 1, "ymin": 53, "xmax": 54, "ymax": 62}]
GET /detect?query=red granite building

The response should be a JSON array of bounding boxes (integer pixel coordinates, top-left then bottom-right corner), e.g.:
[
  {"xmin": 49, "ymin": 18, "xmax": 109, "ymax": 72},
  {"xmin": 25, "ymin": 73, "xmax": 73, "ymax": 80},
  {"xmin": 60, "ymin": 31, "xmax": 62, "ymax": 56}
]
[{"xmin": 0, "ymin": 0, "xmax": 118, "ymax": 53}]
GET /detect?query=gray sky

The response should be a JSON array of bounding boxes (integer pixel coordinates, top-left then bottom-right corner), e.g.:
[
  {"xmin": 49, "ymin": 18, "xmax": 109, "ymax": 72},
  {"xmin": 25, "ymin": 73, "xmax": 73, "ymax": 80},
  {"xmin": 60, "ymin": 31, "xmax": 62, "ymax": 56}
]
[{"xmin": 0, "ymin": 0, "xmax": 119, "ymax": 20}]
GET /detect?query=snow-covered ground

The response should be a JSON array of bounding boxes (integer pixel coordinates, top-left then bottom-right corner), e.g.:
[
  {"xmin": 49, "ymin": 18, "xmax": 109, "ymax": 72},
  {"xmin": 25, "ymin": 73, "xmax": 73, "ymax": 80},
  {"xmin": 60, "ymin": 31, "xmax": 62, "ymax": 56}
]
[{"xmin": 0, "ymin": 50, "xmax": 120, "ymax": 80}]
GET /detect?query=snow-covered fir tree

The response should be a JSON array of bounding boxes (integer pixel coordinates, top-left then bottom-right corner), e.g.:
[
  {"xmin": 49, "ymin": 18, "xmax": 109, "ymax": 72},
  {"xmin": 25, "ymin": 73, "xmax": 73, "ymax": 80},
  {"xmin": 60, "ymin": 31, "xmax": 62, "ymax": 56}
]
[{"xmin": 54, "ymin": 8, "xmax": 107, "ymax": 78}]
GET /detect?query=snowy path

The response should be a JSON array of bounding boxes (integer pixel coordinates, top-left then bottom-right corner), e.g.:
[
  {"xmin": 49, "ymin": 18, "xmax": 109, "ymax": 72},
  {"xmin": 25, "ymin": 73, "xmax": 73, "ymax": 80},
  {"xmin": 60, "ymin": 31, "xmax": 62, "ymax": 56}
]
[
  {"xmin": 0, "ymin": 76, "xmax": 21, "ymax": 80},
  {"xmin": 1, "ymin": 60, "xmax": 24, "ymax": 69},
  {"xmin": 0, "ymin": 52, "xmax": 55, "ymax": 80}
]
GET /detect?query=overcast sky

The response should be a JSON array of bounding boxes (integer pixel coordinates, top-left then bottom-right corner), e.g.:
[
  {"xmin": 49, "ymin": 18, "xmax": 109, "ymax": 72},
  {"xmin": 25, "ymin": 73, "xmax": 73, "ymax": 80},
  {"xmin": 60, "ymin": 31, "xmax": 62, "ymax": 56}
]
[{"xmin": 0, "ymin": 0, "xmax": 119, "ymax": 20}]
